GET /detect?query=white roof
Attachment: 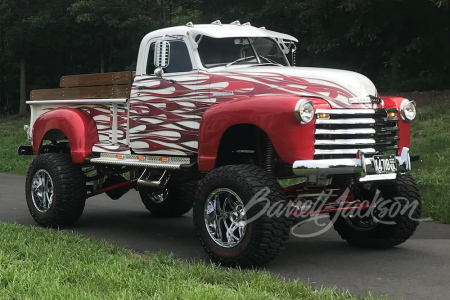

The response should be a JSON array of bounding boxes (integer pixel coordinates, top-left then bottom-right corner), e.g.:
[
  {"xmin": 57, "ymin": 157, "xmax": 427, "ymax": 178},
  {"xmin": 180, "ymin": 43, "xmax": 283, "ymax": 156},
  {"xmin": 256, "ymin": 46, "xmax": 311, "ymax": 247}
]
[
  {"xmin": 191, "ymin": 24, "xmax": 298, "ymax": 42},
  {"xmin": 143, "ymin": 24, "xmax": 298, "ymax": 42}
]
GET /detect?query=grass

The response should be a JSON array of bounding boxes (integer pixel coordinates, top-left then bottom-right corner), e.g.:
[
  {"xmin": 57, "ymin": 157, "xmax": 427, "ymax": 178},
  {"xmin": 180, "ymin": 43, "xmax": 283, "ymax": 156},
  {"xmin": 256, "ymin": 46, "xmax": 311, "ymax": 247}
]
[
  {"xmin": 1, "ymin": 104, "xmax": 450, "ymax": 224},
  {"xmin": 0, "ymin": 222, "xmax": 376, "ymax": 300},
  {"xmin": 0, "ymin": 115, "xmax": 33, "ymax": 175},
  {"xmin": 410, "ymin": 103, "xmax": 450, "ymax": 224}
]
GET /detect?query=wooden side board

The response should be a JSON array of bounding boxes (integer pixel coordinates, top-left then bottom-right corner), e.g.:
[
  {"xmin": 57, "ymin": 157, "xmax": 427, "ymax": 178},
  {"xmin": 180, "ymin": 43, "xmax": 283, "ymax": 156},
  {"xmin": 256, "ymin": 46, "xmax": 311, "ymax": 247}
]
[
  {"xmin": 60, "ymin": 71, "xmax": 134, "ymax": 88},
  {"xmin": 31, "ymin": 85, "xmax": 130, "ymax": 100},
  {"xmin": 31, "ymin": 71, "xmax": 136, "ymax": 101}
]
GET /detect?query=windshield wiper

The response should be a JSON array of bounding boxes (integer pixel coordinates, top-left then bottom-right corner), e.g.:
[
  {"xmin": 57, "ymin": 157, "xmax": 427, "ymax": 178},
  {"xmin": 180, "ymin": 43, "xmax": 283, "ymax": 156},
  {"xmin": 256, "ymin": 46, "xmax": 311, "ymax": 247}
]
[
  {"xmin": 258, "ymin": 55, "xmax": 283, "ymax": 66},
  {"xmin": 226, "ymin": 56, "xmax": 256, "ymax": 67}
]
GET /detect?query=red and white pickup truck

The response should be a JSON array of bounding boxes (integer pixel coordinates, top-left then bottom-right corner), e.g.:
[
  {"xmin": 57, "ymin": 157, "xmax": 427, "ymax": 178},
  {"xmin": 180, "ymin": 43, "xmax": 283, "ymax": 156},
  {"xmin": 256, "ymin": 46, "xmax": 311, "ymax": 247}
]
[{"xmin": 20, "ymin": 21, "xmax": 421, "ymax": 267}]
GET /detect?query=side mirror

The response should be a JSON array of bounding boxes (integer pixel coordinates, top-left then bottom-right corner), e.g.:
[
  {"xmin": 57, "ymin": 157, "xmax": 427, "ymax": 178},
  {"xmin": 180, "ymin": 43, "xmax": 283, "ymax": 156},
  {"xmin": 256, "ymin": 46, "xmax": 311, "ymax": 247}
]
[
  {"xmin": 154, "ymin": 67, "xmax": 164, "ymax": 79},
  {"xmin": 154, "ymin": 41, "xmax": 170, "ymax": 68}
]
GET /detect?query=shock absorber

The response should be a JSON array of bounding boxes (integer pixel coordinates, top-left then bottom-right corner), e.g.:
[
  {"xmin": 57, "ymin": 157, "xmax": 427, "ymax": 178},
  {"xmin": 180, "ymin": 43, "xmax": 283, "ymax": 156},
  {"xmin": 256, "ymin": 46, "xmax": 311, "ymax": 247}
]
[{"xmin": 265, "ymin": 140, "xmax": 275, "ymax": 174}]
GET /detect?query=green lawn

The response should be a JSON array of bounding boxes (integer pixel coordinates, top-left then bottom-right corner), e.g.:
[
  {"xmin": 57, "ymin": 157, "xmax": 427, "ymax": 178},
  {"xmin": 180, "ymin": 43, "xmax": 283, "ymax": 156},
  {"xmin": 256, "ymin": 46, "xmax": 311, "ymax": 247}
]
[
  {"xmin": 0, "ymin": 115, "xmax": 33, "ymax": 175},
  {"xmin": 410, "ymin": 103, "xmax": 450, "ymax": 224},
  {"xmin": 0, "ymin": 222, "xmax": 375, "ymax": 300}
]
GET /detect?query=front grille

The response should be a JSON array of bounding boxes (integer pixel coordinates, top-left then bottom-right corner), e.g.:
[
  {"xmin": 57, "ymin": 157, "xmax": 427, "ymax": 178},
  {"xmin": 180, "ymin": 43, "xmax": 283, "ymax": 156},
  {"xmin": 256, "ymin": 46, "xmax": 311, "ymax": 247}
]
[{"xmin": 314, "ymin": 108, "xmax": 399, "ymax": 159}]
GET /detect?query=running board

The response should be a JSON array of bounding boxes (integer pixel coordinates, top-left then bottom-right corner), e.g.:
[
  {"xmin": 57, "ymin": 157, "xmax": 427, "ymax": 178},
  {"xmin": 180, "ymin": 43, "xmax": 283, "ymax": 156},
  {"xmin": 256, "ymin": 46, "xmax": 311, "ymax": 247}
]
[{"xmin": 87, "ymin": 153, "xmax": 192, "ymax": 170}]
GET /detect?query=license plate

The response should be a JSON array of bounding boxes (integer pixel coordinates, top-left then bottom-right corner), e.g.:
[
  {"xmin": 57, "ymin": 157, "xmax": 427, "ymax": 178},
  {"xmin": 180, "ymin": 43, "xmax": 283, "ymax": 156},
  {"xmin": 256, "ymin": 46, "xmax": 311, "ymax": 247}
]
[{"xmin": 373, "ymin": 155, "xmax": 397, "ymax": 174}]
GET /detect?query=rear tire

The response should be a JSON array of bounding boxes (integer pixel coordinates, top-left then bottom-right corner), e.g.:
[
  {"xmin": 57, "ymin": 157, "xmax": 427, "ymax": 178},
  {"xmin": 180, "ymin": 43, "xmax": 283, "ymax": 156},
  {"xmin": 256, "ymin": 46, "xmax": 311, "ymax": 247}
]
[
  {"xmin": 25, "ymin": 153, "xmax": 86, "ymax": 227},
  {"xmin": 139, "ymin": 176, "xmax": 198, "ymax": 217},
  {"xmin": 331, "ymin": 175, "xmax": 421, "ymax": 248},
  {"xmin": 193, "ymin": 164, "xmax": 291, "ymax": 267}
]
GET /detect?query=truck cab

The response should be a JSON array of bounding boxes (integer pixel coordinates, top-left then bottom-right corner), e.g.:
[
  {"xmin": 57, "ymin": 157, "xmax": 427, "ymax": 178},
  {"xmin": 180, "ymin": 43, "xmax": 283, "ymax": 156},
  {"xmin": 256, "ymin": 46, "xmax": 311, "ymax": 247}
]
[{"xmin": 21, "ymin": 21, "xmax": 421, "ymax": 267}]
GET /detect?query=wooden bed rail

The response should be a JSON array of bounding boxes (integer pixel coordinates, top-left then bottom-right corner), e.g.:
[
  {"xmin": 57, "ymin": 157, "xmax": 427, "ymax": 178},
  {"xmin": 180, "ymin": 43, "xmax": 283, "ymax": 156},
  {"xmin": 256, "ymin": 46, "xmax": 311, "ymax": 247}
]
[{"xmin": 30, "ymin": 71, "xmax": 136, "ymax": 100}]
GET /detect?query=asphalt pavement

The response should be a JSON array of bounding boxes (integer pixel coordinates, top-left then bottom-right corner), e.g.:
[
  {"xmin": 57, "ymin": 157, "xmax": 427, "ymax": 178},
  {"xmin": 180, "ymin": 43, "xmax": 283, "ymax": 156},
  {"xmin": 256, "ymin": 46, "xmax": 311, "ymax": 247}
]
[{"xmin": 1, "ymin": 173, "xmax": 449, "ymax": 300}]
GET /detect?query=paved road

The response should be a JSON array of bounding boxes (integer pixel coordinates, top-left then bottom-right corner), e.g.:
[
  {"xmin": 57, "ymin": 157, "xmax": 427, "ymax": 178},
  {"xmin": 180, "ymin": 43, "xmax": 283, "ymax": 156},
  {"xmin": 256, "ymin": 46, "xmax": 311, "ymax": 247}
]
[{"xmin": 1, "ymin": 173, "xmax": 449, "ymax": 300}]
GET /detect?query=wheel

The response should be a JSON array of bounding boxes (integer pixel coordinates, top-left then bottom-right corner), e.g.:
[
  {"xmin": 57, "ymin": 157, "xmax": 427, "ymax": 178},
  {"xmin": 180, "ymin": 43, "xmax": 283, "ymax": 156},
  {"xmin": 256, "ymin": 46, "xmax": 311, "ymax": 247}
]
[
  {"xmin": 25, "ymin": 153, "xmax": 86, "ymax": 227},
  {"xmin": 139, "ymin": 175, "xmax": 198, "ymax": 217},
  {"xmin": 331, "ymin": 174, "xmax": 422, "ymax": 248},
  {"xmin": 193, "ymin": 164, "xmax": 291, "ymax": 267}
]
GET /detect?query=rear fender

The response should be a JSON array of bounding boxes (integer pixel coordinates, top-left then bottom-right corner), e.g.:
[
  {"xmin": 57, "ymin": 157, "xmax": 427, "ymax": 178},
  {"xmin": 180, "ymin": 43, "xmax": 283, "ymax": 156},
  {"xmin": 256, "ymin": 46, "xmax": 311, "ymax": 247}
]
[
  {"xmin": 32, "ymin": 108, "xmax": 99, "ymax": 163},
  {"xmin": 197, "ymin": 95, "xmax": 330, "ymax": 171}
]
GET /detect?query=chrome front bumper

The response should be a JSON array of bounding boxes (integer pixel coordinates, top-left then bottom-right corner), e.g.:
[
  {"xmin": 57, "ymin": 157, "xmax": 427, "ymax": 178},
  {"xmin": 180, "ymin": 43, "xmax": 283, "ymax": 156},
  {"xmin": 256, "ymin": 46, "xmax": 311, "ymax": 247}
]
[{"xmin": 292, "ymin": 147, "xmax": 411, "ymax": 182}]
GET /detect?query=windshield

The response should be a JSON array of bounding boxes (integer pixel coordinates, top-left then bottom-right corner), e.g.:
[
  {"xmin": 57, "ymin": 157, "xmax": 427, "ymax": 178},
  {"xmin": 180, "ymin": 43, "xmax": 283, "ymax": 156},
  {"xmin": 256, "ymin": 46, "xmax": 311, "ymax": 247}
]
[{"xmin": 197, "ymin": 36, "xmax": 289, "ymax": 68}]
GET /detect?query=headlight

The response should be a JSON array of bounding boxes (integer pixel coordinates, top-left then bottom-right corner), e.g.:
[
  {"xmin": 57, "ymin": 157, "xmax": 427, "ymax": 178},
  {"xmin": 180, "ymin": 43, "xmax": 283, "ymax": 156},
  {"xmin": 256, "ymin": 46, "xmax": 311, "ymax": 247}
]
[
  {"xmin": 400, "ymin": 100, "xmax": 416, "ymax": 121},
  {"xmin": 295, "ymin": 99, "xmax": 314, "ymax": 124}
]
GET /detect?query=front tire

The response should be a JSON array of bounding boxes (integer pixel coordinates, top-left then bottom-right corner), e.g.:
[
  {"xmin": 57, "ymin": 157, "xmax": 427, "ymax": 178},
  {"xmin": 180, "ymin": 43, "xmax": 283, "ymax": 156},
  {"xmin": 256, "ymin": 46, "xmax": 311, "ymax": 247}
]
[
  {"xmin": 25, "ymin": 153, "xmax": 86, "ymax": 227},
  {"xmin": 331, "ymin": 174, "xmax": 422, "ymax": 248},
  {"xmin": 194, "ymin": 165, "xmax": 291, "ymax": 267}
]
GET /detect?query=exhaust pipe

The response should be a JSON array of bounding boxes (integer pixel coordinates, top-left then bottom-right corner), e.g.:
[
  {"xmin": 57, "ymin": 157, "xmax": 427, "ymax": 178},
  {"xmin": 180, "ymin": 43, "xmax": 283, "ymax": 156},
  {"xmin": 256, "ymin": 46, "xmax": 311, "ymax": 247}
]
[{"xmin": 137, "ymin": 170, "xmax": 171, "ymax": 188}]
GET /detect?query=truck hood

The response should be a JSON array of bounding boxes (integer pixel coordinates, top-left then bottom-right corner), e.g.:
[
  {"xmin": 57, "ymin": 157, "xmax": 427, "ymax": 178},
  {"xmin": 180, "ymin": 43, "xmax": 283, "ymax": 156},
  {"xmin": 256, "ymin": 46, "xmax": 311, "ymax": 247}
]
[{"xmin": 209, "ymin": 66, "xmax": 381, "ymax": 108}]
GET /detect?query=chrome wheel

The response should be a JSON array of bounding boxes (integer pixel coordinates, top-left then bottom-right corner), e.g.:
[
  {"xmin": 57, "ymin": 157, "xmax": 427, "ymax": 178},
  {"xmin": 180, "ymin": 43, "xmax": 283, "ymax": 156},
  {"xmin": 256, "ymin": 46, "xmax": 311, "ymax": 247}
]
[
  {"xmin": 204, "ymin": 188, "xmax": 247, "ymax": 248},
  {"xmin": 345, "ymin": 215, "xmax": 379, "ymax": 231},
  {"xmin": 146, "ymin": 188, "xmax": 170, "ymax": 204},
  {"xmin": 31, "ymin": 169, "xmax": 54, "ymax": 213}
]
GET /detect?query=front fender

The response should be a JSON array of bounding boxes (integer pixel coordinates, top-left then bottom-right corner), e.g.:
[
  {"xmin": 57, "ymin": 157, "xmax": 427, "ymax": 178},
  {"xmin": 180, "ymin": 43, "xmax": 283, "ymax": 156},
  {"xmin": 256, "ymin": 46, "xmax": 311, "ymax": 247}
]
[
  {"xmin": 32, "ymin": 108, "xmax": 99, "ymax": 163},
  {"xmin": 197, "ymin": 96, "xmax": 330, "ymax": 171},
  {"xmin": 382, "ymin": 96, "xmax": 411, "ymax": 155}
]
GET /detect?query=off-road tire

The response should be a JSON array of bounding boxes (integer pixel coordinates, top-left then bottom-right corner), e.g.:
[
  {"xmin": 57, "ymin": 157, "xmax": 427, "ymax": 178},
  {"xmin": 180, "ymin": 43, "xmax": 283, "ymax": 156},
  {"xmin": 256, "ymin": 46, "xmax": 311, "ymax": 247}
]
[
  {"xmin": 193, "ymin": 164, "xmax": 291, "ymax": 267},
  {"xmin": 331, "ymin": 174, "xmax": 421, "ymax": 249},
  {"xmin": 139, "ymin": 177, "xmax": 198, "ymax": 217},
  {"xmin": 25, "ymin": 153, "xmax": 86, "ymax": 227}
]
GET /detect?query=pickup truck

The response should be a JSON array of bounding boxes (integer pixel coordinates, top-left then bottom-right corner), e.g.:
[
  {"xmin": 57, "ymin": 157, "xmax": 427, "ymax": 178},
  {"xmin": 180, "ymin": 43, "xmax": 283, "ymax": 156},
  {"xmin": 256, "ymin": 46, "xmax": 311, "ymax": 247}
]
[{"xmin": 20, "ymin": 20, "xmax": 421, "ymax": 267}]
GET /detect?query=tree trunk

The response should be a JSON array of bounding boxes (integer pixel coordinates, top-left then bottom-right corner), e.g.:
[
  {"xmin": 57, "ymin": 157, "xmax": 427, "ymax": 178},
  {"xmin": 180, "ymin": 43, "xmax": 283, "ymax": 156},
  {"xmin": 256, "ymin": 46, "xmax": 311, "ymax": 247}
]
[
  {"xmin": 161, "ymin": 0, "xmax": 166, "ymax": 27},
  {"xmin": 100, "ymin": 53, "xmax": 105, "ymax": 73},
  {"xmin": 19, "ymin": 56, "xmax": 27, "ymax": 114},
  {"xmin": 0, "ymin": 26, "xmax": 6, "ymax": 108},
  {"xmin": 109, "ymin": 31, "xmax": 114, "ymax": 72},
  {"xmin": 389, "ymin": 23, "xmax": 401, "ymax": 91}
]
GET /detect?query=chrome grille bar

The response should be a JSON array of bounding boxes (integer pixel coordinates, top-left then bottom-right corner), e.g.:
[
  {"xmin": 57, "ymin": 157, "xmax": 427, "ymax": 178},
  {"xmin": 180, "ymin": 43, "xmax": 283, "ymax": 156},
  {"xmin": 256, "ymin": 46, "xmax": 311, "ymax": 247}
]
[
  {"xmin": 315, "ymin": 128, "xmax": 376, "ymax": 135},
  {"xmin": 315, "ymin": 109, "xmax": 376, "ymax": 114},
  {"xmin": 316, "ymin": 118, "xmax": 376, "ymax": 124},
  {"xmin": 315, "ymin": 139, "xmax": 376, "ymax": 145},
  {"xmin": 315, "ymin": 148, "xmax": 377, "ymax": 155}
]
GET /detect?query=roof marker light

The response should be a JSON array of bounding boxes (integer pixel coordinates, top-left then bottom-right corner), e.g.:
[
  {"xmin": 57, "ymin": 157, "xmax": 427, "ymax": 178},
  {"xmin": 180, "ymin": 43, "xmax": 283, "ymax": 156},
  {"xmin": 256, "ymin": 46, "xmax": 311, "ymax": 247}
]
[
  {"xmin": 230, "ymin": 20, "xmax": 241, "ymax": 25},
  {"xmin": 185, "ymin": 21, "xmax": 194, "ymax": 27},
  {"xmin": 211, "ymin": 20, "xmax": 222, "ymax": 25},
  {"xmin": 259, "ymin": 26, "xmax": 266, "ymax": 30},
  {"xmin": 242, "ymin": 22, "xmax": 251, "ymax": 26}
]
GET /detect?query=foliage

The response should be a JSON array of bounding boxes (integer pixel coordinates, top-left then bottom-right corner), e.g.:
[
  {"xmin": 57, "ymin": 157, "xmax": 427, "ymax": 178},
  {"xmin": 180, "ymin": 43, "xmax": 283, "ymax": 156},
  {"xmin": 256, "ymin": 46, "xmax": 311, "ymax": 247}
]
[{"xmin": 0, "ymin": 0, "xmax": 449, "ymax": 113}]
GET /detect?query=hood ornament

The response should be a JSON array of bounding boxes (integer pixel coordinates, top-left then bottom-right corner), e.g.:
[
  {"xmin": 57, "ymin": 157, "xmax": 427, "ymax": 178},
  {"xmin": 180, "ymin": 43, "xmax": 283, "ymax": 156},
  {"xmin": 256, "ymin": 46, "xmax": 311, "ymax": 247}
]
[{"xmin": 349, "ymin": 95, "xmax": 382, "ymax": 104}]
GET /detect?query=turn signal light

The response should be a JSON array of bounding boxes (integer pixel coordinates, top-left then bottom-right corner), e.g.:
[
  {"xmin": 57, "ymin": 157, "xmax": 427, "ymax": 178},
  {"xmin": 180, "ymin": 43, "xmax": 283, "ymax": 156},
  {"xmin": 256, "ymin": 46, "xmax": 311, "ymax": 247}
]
[
  {"xmin": 116, "ymin": 155, "xmax": 124, "ymax": 159},
  {"xmin": 318, "ymin": 113, "xmax": 330, "ymax": 119},
  {"xmin": 161, "ymin": 157, "xmax": 168, "ymax": 162},
  {"xmin": 388, "ymin": 112, "xmax": 397, "ymax": 118},
  {"xmin": 138, "ymin": 156, "xmax": 145, "ymax": 161}
]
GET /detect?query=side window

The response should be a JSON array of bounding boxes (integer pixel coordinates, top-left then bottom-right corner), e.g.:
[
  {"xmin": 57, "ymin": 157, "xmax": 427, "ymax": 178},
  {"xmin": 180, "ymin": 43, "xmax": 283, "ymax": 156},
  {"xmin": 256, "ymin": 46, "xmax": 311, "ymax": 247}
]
[
  {"xmin": 146, "ymin": 40, "xmax": 192, "ymax": 75},
  {"xmin": 164, "ymin": 41, "xmax": 192, "ymax": 73},
  {"xmin": 146, "ymin": 43, "xmax": 156, "ymax": 75}
]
